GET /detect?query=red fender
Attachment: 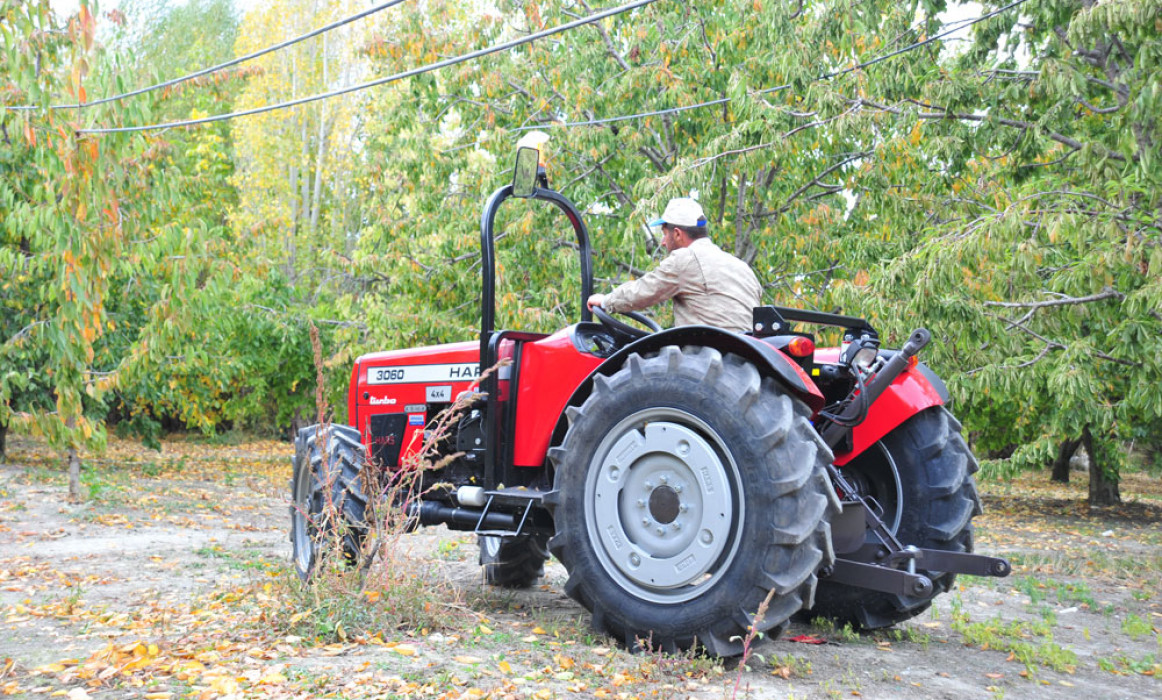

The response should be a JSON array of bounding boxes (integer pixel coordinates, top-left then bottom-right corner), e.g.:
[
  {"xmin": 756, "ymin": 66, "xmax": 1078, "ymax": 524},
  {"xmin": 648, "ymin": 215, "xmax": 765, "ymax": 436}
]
[{"xmin": 814, "ymin": 349, "xmax": 947, "ymax": 466}]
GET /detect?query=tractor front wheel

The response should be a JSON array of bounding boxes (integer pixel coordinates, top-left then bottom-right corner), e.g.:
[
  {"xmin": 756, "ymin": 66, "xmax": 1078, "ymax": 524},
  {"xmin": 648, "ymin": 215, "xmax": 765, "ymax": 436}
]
[
  {"xmin": 479, "ymin": 534, "xmax": 550, "ymax": 588},
  {"xmin": 290, "ymin": 424, "xmax": 372, "ymax": 581},
  {"xmin": 549, "ymin": 346, "xmax": 839, "ymax": 656}
]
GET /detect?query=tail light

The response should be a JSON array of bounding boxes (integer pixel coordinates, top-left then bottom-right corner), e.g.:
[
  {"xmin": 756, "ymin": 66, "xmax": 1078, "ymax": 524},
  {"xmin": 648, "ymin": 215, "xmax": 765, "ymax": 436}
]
[{"xmin": 786, "ymin": 336, "xmax": 815, "ymax": 358}]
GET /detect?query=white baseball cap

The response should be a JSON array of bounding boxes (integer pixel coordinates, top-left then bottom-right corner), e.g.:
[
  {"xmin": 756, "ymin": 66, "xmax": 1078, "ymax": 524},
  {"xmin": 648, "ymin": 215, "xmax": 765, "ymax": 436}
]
[{"xmin": 649, "ymin": 198, "xmax": 707, "ymax": 228}]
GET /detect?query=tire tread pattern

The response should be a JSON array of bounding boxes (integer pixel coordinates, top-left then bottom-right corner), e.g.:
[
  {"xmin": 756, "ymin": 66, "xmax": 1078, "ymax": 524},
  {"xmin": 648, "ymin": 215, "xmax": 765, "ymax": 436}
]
[
  {"xmin": 290, "ymin": 424, "xmax": 371, "ymax": 581},
  {"xmin": 548, "ymin": 346, "xmax": 839, "ymax": 656}
]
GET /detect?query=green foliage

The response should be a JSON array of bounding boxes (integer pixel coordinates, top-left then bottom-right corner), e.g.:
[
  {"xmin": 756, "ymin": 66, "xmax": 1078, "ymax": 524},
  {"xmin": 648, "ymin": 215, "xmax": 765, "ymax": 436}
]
[{"xmin": 2, "ymin": 0, "xmax": 1160, "ymax": 506}]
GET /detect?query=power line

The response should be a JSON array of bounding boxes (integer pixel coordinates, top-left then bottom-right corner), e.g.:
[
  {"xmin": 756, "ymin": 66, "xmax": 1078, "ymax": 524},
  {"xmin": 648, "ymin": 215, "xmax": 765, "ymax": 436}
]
[
  {"xmin": 78, "ymin": 0, "xmax": 661, "ymax": 134},
  {"xmin": 8, "ymin": 0, "xmax": 411, "ymax": 112},
  {"xmin": 493, "ymin": 0, "xmax": 1031, "ymax": 135}
]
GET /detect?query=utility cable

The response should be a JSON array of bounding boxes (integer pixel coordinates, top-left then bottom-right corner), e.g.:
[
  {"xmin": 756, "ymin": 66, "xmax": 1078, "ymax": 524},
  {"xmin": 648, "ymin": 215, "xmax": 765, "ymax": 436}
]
[
  {"xmin": 78, "ymin": 0, "xmax": 661, "ymax": 134},
  {"xmin": 499, "ymin": 0, "xmax": 1031, "ymax": 134},
  {"xmin": 8, "ymin": 0, "xmax": 411, "ymax": 112}
]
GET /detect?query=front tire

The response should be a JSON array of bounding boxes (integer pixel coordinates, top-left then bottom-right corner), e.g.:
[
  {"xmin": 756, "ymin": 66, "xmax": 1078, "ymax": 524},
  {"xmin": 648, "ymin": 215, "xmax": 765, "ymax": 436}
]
[
  {"xmin": 807, "ymin": 406, "xmax": 982, "ymax": 629},
  {"xmin": 290, "ymin": 424, "xmax": 372, "ymax": 581},
  {"xmin": 549, "ymin": 346, "xmax": 839, "ymax": 656},
  {"xmin": 479, "ymin": 534, "xmax": 550, "ymax": 588}
]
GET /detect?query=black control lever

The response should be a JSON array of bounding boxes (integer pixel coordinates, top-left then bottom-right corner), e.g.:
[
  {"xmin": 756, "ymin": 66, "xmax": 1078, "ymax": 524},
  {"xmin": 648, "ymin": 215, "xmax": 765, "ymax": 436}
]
[{"xmin": 820, "ymin": 328, "xmax": 931, "ymax": 449}]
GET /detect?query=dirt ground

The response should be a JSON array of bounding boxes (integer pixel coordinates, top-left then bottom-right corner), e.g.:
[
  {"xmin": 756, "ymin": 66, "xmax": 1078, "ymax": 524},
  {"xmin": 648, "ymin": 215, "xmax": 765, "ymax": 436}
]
[{"xmin": 1, "ymin": 434, "xmax": 1159, "ymax": 699}]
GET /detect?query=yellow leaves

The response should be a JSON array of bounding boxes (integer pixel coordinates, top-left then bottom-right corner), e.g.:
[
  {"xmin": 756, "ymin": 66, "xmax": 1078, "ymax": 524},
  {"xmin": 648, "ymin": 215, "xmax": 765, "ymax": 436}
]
[
  {"xmin": 526, "ymin": 2, "xmax": 543, "ymax": 30},
  {"xmin": 909, "ymin": 122, "xmax": 923, "ymax": 146},
  {"xmin": 389, "ymin": 644, "xmax": 417, "ymax": 656},
  {"xmin": 93, "ymin": 513, "xmax": 131, "ymax": 528},
  {"xmin": 498, "ymin": 659, "xmax": 513, "ymax": 674},
  {"xmin": 363, "ymin": 590, "xmax": 382, "ymax": 603},
  {"xmin": 554, "ymin": 654, "xmax": 575, "ymax": 670},
  {"xmin": 454, "ymin": 655, "xmax": 483, "ymax": 664}
]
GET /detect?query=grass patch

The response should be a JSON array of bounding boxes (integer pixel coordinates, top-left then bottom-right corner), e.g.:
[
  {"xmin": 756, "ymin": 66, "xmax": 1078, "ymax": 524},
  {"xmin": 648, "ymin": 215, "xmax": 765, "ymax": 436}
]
[
  {"xmin": 1013, "ymin": 575, "xmax": 1096, "ymax": 608},
  {"xmin": 259, "ymin": 556, "xmax": 461, "ymax": 643},
  {"xmin": 950, "ymin": 596, "xmax": 1078, "ymax": 674},
  {"xmin": 1120, "ymin": 614, "xmax": 1154, "ymax": 640},
  {"xmin": 1097, "ymin": 652, "xmax": 1161, "ymax": 676},
  {"xmin": 809, "ymin": 617, "xmax": 863, "ymax": 643},
  {"xmin": 767, "ymin": 653, "xmax": 813, "ymax": 679}
]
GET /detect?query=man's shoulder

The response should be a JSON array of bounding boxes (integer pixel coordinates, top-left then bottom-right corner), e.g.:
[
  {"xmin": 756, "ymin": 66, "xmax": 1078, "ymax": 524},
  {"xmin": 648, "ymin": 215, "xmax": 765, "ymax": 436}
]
[
  {"xmin": 690, "ymin": 238, "xmax": 746, "ymax": 266},
  {"xmin": 662, "ymin": 245, "xmax": 697, "ymax": 267}
]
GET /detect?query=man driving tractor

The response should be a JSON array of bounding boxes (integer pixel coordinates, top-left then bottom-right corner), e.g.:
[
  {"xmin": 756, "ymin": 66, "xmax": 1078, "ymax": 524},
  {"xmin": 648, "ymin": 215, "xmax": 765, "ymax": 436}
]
[{"xmin": 586, "ymin": 197, "xmax": 761, "ymax": 332}]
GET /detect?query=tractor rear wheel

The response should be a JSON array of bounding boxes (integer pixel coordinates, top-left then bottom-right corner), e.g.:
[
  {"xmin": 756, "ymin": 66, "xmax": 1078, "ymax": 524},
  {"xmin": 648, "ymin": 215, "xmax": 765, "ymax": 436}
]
[
  {"xmin": 548, "ymin": 346, "xmax": 839, "ymax": 656},
  {"xmin": 479, "ymin": 534, "xmax": 550, "ymax": 588},
  {"xmin": 807, "ymin": 406, "xmax": 981, "ymax": 629},
  {"xmin": 290, "ymin": 424, "xmax": 372, "ymax": 581}
]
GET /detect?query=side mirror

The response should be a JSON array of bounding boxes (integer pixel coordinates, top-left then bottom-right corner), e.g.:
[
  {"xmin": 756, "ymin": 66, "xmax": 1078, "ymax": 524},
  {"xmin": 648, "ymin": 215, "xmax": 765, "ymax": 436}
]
[{"xmin": 512, "ymin": 146, "xmax": 540, "ymax": 198}]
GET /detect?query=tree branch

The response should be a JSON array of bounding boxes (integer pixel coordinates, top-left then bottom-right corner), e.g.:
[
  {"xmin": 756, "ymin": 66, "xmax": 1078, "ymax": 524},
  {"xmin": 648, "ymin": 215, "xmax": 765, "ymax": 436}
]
[
  {"xmin": 577, "ymin": 0, "xmax": 630, "ymax": 71},
  {"xmin": 759, "ymin": 151, "xmax": 871, "ymax": 219},
  {"xmin": 856, "ymin": 97, "xmax": 1128, "ymax": 163},
  {"xmin": 982, "ymin": 288, "xmax": 1125, "ymax": 310}
]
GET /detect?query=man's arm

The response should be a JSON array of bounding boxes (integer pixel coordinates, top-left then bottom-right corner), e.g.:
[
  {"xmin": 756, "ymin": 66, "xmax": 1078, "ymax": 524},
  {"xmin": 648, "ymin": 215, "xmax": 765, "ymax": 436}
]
[{"xmin": 599, "ymin": 250, "xmax": 689, "ymax": 313}]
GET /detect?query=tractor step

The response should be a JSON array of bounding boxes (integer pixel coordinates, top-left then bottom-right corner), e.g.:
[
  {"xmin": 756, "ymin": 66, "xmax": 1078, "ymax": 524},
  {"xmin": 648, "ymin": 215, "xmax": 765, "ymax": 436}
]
[
  {"xmin": 474, "ymin": 488, "xmax": 548, "ymax": 537},
  {"xmin": 483, "ymin": 487, "xmax": 548, "ymax": 505}
]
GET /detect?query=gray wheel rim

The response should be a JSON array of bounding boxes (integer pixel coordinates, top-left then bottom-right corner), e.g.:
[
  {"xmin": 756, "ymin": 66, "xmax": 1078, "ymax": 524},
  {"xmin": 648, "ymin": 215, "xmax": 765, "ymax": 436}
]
[
  {"xmin": 875, "ymin": 441, "xmax": 904, "ymax": 534},
  {"xmin": 584, "ymin": 407, "xmax": 743, "ymax": 604},
  {"xmin": 291, "ymin": 452, "xmax": 313, "ymax": 575}
]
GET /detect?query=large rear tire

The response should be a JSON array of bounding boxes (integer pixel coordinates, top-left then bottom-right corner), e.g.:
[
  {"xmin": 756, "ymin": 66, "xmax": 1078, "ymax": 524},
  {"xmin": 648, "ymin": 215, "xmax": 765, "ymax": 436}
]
[
  {"xmin": 479, "ymin": 534, "xmax": 550, "ymax": 588},
  {"xmin": 807, "ymin": 406, "xmax": 982, "ymax": 629},
  {"xmin": 549, "ymin": 346, "xmax": 839, "ymax": 656},
  {"xmin": 290, "ymin": 424, "xmax": 372, "ymax": 581}
]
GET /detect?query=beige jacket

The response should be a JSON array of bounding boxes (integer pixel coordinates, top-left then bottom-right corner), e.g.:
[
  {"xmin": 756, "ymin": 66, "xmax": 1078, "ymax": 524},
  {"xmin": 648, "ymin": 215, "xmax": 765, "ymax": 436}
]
[{"xmin": 603, "ymin": 238, "xmax": 761, "ymax": 333}]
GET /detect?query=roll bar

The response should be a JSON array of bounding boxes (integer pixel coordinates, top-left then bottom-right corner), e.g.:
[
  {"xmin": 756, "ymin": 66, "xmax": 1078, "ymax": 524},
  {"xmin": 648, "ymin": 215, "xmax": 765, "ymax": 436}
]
[{"xmin": 478, "ymin": 184, "xmax": 594, "ymax": 367}]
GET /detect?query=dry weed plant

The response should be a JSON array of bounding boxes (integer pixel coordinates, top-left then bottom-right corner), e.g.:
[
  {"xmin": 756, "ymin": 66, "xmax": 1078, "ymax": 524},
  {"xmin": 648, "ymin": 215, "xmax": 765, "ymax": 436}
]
[{"xmin": 270, "ymin": 333, "xmax": 509, "ymax": 642}]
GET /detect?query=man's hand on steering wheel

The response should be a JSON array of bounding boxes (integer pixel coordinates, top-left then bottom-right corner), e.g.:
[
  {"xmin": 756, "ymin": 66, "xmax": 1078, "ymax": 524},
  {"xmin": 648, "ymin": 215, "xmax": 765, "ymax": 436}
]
[{"xmin": 590, "ymin": 305, "xmax": 662, "ymax": 344}]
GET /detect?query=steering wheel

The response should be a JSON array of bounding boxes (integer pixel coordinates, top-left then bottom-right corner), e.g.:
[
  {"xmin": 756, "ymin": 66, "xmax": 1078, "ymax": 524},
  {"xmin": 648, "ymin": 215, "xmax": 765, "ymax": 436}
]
[{"xmin": 591, "ymin": 306, "xmax": 662, "ymax": 344}]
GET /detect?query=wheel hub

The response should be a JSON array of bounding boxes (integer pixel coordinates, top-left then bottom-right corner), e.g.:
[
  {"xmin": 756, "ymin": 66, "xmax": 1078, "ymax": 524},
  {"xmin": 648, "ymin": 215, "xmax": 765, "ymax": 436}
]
[
  {"xmin": 648, "ymin": 485, "xmax": 680, "ymax": 524},
  {"xmin": 587, "ymin": 414, "xmax": 742, "ymax": 602}
]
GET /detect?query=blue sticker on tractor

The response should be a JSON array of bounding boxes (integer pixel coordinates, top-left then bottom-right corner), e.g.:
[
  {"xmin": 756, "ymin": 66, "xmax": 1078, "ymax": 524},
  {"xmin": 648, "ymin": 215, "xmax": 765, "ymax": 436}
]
[{"xmin": 408, "ymin": 414, "xmax": 425, "ymax": 426}]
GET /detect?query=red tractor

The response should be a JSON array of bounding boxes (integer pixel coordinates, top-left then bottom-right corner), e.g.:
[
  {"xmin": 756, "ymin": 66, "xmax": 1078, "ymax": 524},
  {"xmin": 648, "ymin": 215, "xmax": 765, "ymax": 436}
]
[{"xmin": 290, "ymin": 145, "xmax": 1009, "ymax": 656}]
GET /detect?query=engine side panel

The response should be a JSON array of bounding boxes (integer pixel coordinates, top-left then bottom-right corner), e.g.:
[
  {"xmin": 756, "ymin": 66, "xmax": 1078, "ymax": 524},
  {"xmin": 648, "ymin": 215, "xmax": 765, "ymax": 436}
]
[{"xmin": 351, "ymin": 341, "xmax": 482, "ymax": 467}]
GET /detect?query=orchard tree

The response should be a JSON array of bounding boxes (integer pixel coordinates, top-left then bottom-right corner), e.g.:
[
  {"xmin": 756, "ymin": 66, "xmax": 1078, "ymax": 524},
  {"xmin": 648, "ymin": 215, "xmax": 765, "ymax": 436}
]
[
  {"xmin": 1, "ymin": 1, "xmax": 257, "ymax": 495},
  {"xmin": 343, "ymin": 0, "xmax": 1158, "ymax": 504}
]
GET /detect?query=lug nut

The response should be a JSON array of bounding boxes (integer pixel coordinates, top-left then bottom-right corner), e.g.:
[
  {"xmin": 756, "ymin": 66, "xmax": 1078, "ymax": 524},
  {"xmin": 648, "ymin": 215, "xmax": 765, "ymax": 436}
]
[
  {"xmin": 636, "ymin": 499, "xmax": 646, "ymax": 509},
  {"xmin": 655, "ymin": 526, "xmax": 665, "ymax": 536}
]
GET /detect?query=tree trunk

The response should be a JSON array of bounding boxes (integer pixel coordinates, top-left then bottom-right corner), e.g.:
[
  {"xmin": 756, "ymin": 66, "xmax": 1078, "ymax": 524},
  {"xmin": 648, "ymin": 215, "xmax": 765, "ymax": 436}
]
[
  {"xmin": 1050, "ymin": 436, "xmax": 1081, "ymax": 483},
  {"xmin": 0, "ymin": 419, "xmax": 7, "ymax": 464},
  {"xmin": 67, "ymin": 446, "xmax": 81, "ymax": 502},
  {"xmin": 1081, "ymin": 425, "xmax": 1120, "ymax": 506}
]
